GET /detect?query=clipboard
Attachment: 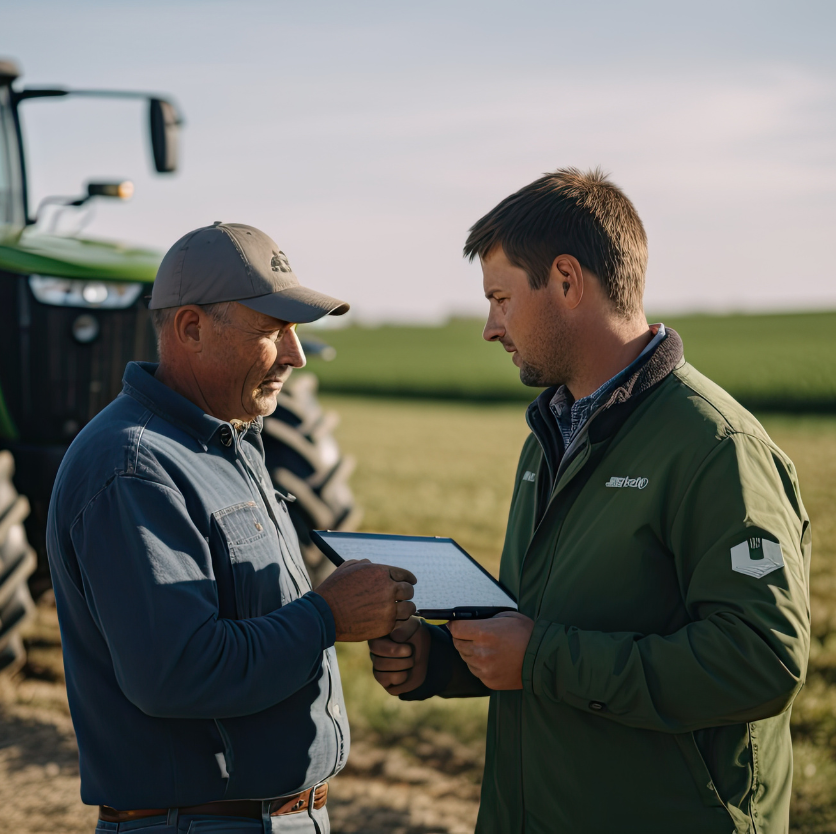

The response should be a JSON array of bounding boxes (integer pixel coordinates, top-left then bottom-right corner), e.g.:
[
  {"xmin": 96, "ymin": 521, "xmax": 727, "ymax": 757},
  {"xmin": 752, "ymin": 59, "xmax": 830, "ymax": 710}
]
[{"xmin": 311, "ymin": 530, "xmax": 517, "ymax": 620}]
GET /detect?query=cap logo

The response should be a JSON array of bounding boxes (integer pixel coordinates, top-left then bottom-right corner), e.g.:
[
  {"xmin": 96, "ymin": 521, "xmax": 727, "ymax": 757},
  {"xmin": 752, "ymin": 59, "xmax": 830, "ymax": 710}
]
[{"xmin": 271, "ymin": 251, "xmax": 293, "ymax": 273}]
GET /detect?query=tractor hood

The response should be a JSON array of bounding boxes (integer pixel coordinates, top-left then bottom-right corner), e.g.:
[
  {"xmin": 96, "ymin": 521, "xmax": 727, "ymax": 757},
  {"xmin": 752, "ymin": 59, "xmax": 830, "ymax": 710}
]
[{"xmin": 0, "ymin": 229, "xmax": 161, "ymax": 283}]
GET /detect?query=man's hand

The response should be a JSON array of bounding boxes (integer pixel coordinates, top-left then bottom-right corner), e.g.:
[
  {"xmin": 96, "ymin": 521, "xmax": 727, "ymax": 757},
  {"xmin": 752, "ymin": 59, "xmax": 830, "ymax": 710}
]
[
  {"xmin": 448, "ymin": 611, "xmax": 534, "ymax": 690},
  {"xmin": 368, "ymin": 616, "xmax": 430, "ymax": 696},
  {"xmin": 314, "ymin": 560, "xmax": 417, "ymax": 642}
]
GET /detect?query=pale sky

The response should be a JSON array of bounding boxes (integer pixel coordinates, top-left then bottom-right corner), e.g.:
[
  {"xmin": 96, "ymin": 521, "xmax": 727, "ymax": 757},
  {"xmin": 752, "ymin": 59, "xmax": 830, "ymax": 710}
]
[{"xmin": 5, "ymin": 0, "xmax": 835, "ymax": 322}]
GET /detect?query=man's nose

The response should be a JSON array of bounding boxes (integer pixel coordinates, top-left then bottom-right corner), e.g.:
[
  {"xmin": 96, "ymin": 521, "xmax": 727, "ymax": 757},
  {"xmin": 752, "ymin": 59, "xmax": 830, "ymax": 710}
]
[
  {"xmin": 483, "ymin": 312, "xmax": 504, "ymax": 343},
  {"xmin": 282, "ymin": 327, "xmax": 307, "ymax": 369}
]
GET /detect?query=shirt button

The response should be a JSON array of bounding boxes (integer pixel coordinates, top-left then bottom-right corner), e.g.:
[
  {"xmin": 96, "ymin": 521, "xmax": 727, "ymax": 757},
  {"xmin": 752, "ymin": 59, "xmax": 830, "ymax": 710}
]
[
  {"xmin": 332, "ymin": 703, "xmax": 341, "ymax": 717},
  {"xmin": 589, "ymin": 701, "xmax": 606, "ymax": 711}
]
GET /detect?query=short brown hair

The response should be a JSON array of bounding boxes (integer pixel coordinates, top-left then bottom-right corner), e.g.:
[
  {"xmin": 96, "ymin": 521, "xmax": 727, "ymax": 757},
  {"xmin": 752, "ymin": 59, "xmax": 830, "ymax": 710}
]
[{"xmin": 463, "ymin": 167, "xmax": 647, "ymax": 316}]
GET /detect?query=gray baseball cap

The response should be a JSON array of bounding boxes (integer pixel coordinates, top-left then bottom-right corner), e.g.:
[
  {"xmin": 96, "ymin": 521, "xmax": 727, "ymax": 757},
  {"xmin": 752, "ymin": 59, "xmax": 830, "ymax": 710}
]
[{"xmin": 149, "ymin": 222, "xmax": 350, "ymax": 323}]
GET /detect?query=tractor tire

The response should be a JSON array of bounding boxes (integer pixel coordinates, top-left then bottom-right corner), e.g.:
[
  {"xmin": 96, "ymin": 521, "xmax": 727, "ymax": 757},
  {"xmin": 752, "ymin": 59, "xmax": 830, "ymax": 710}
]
[
  {"xmin": 261, "ymin": 373, "xmax": 361, "ymax": 585},
  {"xmin": 0, "ymin": 450, "xmax": 37, "ymax": 674}
]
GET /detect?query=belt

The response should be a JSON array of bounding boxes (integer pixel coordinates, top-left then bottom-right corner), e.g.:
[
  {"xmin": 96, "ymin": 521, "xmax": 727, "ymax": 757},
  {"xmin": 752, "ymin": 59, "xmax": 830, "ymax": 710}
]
[{"xmin": 99, "ymin": 783, "xmax": 328, "ymax": 823}]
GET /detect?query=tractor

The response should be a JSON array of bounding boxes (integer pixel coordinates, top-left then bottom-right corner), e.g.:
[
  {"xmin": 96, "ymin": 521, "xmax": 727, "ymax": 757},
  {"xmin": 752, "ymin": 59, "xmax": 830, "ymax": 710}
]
[{"xmin": 0, "ymin": 59, "xmax": 357, "ymax": 672}]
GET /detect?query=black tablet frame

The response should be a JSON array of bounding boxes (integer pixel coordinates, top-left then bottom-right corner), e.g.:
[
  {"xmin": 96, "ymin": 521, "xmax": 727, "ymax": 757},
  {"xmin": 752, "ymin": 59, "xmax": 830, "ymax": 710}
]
[{"xmin": 310, "ymin": 530, "xmax": 517, "ymax": 620}]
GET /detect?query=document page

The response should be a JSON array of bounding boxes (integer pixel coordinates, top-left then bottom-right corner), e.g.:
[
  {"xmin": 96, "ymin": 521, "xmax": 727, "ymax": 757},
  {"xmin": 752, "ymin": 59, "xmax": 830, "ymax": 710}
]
[{"xmin": 314, "ymin": 533, "xmax": 517, "ymax": 612}]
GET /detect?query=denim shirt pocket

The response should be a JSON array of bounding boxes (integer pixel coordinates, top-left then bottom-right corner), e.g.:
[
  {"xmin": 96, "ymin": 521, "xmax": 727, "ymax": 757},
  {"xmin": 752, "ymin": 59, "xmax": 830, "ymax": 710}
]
[{"xmin": 213, "ymin": 501, "xmax": 283, "ymax": 618}]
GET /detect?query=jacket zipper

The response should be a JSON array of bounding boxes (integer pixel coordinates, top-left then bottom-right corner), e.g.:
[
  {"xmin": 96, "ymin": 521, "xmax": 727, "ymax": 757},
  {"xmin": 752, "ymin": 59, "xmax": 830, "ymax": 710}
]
[
  {"xmin": 522, "ymin": 405, "xmax": 601, "ymax": 562},
  {"xmin": 515, "ymin": 404, "xmax": 608, "ymax": 831}
]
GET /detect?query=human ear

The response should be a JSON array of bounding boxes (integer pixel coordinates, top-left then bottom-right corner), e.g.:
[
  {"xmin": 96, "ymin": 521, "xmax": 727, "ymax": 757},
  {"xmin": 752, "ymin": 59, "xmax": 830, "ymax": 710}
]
[
  {"xmin": 172, "ymin": 307, "xmax": 204, "ymax": 354},
  {"xmin": 550, "ymin": 255, "xmax": 584, "ymax": 310}
]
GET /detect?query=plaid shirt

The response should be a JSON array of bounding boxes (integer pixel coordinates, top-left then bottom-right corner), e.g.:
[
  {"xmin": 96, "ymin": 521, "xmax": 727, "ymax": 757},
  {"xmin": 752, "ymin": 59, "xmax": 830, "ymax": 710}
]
[{"xmin": 550, "ymin": 324, "xmax": 666, "ymax": 449}]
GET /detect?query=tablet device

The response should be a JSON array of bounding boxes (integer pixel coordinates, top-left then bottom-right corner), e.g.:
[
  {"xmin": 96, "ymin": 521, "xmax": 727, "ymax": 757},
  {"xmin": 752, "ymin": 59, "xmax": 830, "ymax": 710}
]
[{"xmin": 311, "ymin": 530, "xmax": 517, "ymax": 620}]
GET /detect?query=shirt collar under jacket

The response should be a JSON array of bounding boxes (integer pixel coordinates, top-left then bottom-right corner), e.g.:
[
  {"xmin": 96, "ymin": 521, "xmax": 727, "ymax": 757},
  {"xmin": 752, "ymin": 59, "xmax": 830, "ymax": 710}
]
[
  {"xmin": 120, "ymin": 361, "xmax": 261, "ymax": 451},
  {"xmin": 549, "ymin": 323, "xmax": 667, "ymax": 449}
]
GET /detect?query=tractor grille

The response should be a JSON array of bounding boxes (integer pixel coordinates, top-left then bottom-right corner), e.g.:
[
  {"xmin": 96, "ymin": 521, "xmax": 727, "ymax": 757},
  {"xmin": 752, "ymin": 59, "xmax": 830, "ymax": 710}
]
[{"xmin": 0, "ymin": 272, "xmax": 157, "ymax": 445}]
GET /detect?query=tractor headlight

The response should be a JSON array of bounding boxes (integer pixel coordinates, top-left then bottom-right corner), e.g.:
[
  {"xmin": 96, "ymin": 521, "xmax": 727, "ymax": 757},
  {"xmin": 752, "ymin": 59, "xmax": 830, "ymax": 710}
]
[{"xmin": 28, "ymin": 276, "xmax": 144, "ymax": 309}]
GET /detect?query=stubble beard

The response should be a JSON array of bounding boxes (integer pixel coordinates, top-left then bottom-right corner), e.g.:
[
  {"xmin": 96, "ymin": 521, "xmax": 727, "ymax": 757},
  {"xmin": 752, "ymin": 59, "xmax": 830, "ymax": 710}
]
[
  {"xmin": 249, "ymin": 366, "xmax": 291, "ymax": 418},
  {"xmin": 250, "ymin": 387, "xmax": 280, "ymax": 417},
  {"xmin": 519, "ymin": 360, "xmax": 553, "ymax": 387},
  {"xmin": 516, "ymin": 311, "xmax": 575, "ymax": 389}
]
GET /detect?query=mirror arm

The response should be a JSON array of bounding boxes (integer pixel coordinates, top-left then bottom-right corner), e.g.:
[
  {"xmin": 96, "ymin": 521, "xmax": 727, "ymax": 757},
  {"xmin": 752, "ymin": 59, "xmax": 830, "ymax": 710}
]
[
  {"xmin": 14, "ymin": 88, "xmax": 180, "ymax": 114},
  {"xmin": 13, "ymin": 87, "xmax": 183, "ymax": 176}
]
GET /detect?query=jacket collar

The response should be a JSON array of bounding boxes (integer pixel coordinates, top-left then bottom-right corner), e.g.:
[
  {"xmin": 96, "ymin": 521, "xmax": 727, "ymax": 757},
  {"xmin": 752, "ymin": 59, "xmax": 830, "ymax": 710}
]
[
  {"xmin": 598, "ymin": 327, "xmax": 683, "ymax": 410},
  {"xmin": 526, "ymin": 328, "xmax": 685, "ymax": 456},
  {"xmin": 588, "ymin": 327, "xmax": 684, "ymax": 442},
  {"xmin": 121, "ymin": 361, "xmax": 263, "ymax": 450}
]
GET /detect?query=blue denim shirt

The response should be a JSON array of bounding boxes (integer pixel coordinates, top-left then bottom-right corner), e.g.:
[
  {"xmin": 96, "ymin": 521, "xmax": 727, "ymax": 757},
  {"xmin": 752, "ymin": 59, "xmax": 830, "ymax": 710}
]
[
  {"xmin": 46, "ymin": 362, "xmax": 349, "ymax": 810},
  {"xmin": 550, "ymin": 324, "xmax": 667, "ymax": 449}
]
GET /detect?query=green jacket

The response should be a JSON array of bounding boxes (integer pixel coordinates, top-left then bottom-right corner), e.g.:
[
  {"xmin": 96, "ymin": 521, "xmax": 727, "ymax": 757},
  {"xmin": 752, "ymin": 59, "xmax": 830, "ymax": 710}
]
[{"xmin": 408, "ymin": 330, "xmax": 811, "ymax": 834}]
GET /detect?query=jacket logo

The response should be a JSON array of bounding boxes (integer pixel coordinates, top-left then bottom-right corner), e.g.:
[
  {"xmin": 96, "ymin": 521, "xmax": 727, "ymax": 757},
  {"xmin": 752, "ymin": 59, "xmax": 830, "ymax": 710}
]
[
  {"xmin": 522, "ymin": 471, "xmax": 536, "ymax": 482},
  {"xmin": 271, "ymin": 251, "xmax": 292, "ymax": 273},
  {"xmin": 605, "ymin": 476, "xmax": 648, "ymax": 489},
  {"xmin": 731, "ymin": 537, "xmax": 784, "ymax": 578}
]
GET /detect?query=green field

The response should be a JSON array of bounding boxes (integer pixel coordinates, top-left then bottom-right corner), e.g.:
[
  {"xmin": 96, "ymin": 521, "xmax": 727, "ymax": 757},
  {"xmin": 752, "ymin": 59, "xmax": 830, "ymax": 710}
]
[
  {"xmin": 306, "ymin": 311, "xmax": 836, "ymax": 411},
  {"xmin": 321, "ymin": 396, "xmax": 836, "ymax": 831}
]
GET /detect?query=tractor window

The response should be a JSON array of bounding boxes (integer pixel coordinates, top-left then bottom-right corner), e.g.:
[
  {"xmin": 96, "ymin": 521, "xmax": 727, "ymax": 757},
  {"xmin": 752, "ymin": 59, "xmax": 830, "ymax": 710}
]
[{"xmin": 0, "ymin": 86, "xmax": 24, "ymax": 229}]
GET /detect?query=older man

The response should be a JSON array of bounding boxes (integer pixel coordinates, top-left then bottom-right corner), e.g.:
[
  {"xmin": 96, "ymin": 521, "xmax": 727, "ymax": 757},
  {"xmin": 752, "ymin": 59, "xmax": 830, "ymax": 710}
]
[
  {"xmin": 47, "ymin": 222, "xmax": 415, "ymax": 834},
  {"xmin": 370, "ymin": 169, "xmax": 811, "ymax": 833}
]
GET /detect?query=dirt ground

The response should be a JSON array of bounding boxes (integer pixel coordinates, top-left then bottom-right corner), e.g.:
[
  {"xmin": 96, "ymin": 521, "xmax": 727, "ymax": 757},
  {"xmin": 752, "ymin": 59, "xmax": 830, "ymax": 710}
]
[{"xmin": 0, "ymin": 599, "xmax": 480, "ymax": 834}]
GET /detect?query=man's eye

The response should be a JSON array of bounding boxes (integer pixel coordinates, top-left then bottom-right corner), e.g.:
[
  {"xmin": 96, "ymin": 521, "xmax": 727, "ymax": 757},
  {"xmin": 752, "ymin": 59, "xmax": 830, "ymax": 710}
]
[{"xmin": 269, "ymin": 323, "xmax": 296, "ymax": 342}]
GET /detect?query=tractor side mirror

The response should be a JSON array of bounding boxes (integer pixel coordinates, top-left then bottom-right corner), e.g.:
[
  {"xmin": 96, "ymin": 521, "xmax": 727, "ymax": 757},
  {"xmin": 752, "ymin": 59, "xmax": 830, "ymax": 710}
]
[{"xmin": 149, "ymin": 98, "xmax": 180, "ymax": 173}]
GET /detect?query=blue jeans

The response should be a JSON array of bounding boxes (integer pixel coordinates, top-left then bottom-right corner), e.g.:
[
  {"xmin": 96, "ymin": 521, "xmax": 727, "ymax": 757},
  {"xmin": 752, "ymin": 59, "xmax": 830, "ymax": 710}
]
[{"xmin": 94, "ymin": 804, "xmax": 330, "ymax": 834}]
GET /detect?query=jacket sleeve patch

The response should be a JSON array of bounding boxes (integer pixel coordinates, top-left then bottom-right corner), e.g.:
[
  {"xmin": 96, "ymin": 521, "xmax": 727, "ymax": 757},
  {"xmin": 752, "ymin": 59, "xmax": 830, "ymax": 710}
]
[{"xmin": 730, "ymin": 537, "xmax": 784, "ymax": 578}]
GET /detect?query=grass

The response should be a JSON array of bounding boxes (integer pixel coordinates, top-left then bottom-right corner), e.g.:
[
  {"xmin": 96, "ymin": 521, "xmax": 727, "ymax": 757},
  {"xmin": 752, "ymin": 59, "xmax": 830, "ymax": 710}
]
[
  {"xmin": 320, "ymin": 395, "xmax": 836, "ymax": 831},
  {"xmin": 305, "ymin": 311, "xmax": 836, "ymax": 411}
]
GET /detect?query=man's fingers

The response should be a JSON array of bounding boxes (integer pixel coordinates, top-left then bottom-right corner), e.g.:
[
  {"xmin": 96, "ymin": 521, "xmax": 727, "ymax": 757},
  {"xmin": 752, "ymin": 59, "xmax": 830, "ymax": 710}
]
[
  {"xmin": 389, "ymin": 616, "xmax": 421, "ymax": 643},
  {"xmin": 448, "ymin": 619, "xmax": 485, "ymax": 640},
  {"xmin": 374, "ymin": 669, "xmax": 409, "ymax": 688},
  {"xmin": 388, "ymin": 566, "xmax": 417, "ymax": 585},
  {"xmin": 371, "ymin": 654, "xmax": 415, "ymax": 672},
  {"xmin": 395, "ymin": 600, "xmax": 416, "ymax": 621},
  {"xmin": 452, "ymin": 637, "xmax": 476, "ymax": 657},
  {"xmin": 393, "ymin": 581, "xmax": 415, "ymax": 601},
  {"xmin": 368, "ymin": 637, "xmax": 413, "ymax": 657}
]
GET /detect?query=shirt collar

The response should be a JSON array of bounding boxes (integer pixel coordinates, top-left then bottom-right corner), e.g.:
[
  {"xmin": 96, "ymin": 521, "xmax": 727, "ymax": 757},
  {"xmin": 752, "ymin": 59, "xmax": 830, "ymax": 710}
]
[
  {"xmin": 121, "ymin": 361, "xmax": 234, "ymax": 450},
  {"xmin": 549, "ymin": 323, "xmax": 667, "ymax": 445}
]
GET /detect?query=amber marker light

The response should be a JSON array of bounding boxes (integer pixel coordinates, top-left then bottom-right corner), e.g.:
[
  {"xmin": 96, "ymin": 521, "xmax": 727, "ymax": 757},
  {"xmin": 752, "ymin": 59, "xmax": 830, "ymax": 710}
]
[{"xmin": 86, "ymin": 181, "xmax": 134, "ymax": 200}]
